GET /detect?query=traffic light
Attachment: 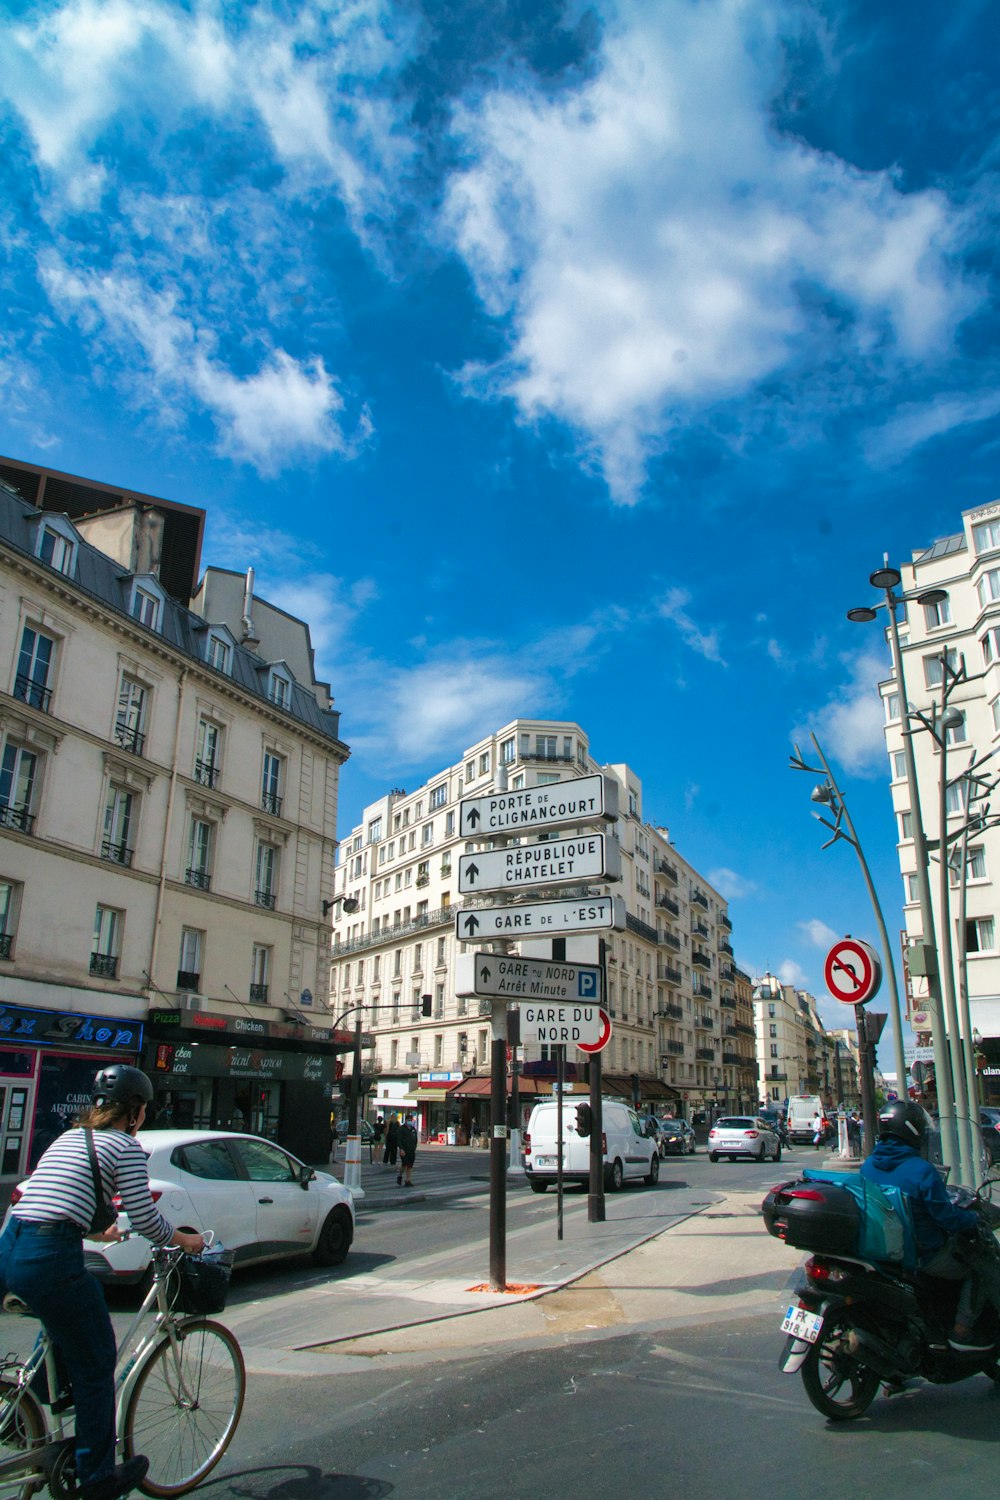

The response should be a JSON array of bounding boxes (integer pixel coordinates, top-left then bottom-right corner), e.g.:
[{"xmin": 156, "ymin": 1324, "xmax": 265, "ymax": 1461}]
[
  {"xmin": 421, "ymin": 994, "xmax": 432, "ymax": 1016},
  {"xmin": 576, "ymin": 1102, "xmax": 593, "ymax": 1138}
]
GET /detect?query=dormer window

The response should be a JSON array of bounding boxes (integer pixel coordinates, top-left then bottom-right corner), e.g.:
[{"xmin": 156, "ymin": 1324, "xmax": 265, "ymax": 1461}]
[
  {"xmin": 206, "ymin": 631, "xmax": 232, "ymax": 674},
  {"xmin": 268, "ymin": 668, "xmax": 291, "ymax": 709},
  {"xmin": 35, "ymin": 518, "xmax": 77, "ymax": 577},
  {"xmin": 129, "ymin": 576, "xmax": 165, "ymax": 631}
]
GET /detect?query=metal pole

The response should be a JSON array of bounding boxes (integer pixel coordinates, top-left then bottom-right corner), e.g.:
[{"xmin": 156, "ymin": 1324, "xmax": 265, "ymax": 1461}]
[
  {"xmin": 507, "ymin": 1006, "xmax": 523, "ymax": 1175},
  {"xmin": 588, "ymin": 939, "xmax": 606, "ymax": 1223},
  {"xmin": 855, "ymin": 1005, "xmax": 878, "ymax": 1158},
  {"xmin": 556, "ymin": 1044, "xmax": 565, "ymax": 1241},
  {"xmin": 810, "ymin": 735, "xmax": 907, "ymax": 1094},
  {"xmin": 348, "ymin": 1016, "xmax": 362, "ymax": 1134},
  {"xmin": 488, "ymin": 1000, "xmax": 507, "ymax": 1292},
  {"xmin": 954, "ymin": 823, "xmax": 982, "ymax": 1177},
  {"xmin": 935, "ymin": 704, "xmax": 974, "ymax": 1186},
  {"xmin": 882, "ymin": 586, "xmax": 959, "ymax": 1178}
]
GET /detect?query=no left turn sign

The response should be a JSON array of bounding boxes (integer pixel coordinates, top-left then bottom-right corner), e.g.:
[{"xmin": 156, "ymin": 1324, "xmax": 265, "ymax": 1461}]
[{"xmin": 823, "ymin": 937, "xmax": 882, "ymax": 1005}]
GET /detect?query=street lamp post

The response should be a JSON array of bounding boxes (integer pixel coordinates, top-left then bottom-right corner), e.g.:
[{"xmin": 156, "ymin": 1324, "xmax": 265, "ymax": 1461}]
[{"xmin": 847, "ymin": 566, "xmax": 960, "ymax": 1180}]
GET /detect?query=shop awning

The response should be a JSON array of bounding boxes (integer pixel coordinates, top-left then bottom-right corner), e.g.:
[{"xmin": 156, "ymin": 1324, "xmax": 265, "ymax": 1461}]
[
  {"xmin": 404, "ymin": 1081, "xmax": 464, "ymax": 1101},
  {"xmin": 601, "ymin": 1072, "xmax": 680, "ymax": 1101},
  {"xmin": 451, "ymin": 1076, "xmax": 554, "ymax": 1100}
]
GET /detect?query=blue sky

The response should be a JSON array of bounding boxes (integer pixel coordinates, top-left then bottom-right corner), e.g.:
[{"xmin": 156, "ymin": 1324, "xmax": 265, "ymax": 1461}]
[{"xmin": 3, "ymin": 0, "xmax": 1000, "ymax": 1039}]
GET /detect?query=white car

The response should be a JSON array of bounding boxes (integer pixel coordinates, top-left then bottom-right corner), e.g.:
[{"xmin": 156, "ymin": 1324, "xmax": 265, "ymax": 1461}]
[
  {"xmin": 707, "ymin": 1115, "xmax": 782, "ymax": 1163},
  {"xmin": 6, "ymin": 1129, "xmax": 355, "ymax": 1287}
]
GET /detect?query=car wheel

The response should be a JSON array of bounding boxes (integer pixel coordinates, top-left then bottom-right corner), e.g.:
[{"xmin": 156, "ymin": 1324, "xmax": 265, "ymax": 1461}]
[
  {"xmin": 529, "ymin": 1180, "xmax": 548, "ymax": 1193},
  {"xmin": 605, "ymin": 1158, "xmax": 624, "ymax": 1192},
  {"xmin": 773, "ymin": 1142, "xmax": 782, "ymax": 1163},
  {"xmin": 757, "ymin": 1143, "xmax": 766, "ymax": 1162},
  {"xmin": 644, "ymin": 1153, "xmax": 660, "ymax": 1186},
  {"xmin": 709, "ymin": 1152, "xmax": 718, "ymax": 1163},
  {"xmin": 311, "ymin": 1206, "xmax": 354, "ymax": 1267}
]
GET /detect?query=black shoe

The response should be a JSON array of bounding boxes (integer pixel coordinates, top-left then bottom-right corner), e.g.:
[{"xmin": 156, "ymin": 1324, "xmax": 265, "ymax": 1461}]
[
  {"xmin": 80, "ymin": 1456, "xmax": 150, "ymax": 1500},
  {"xmin": 396, "ymin": 1174, "xmax": 402, "ymax": 1185},
  {"xmin": 49, "ymin": 1392, "xmax": 74, "ymax": 1415},
  {"xmin": 948, "ymin": 1332, "xmax": 995, "ymax": 1353}
]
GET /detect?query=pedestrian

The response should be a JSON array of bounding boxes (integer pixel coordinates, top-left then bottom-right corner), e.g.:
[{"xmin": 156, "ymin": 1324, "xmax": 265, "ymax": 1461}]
[
  {"xmin": 383, "ymin": 1113, "xmax": 399, "ymax": 1166},
  {"xmin": 811, "ymin": 1110, "xmax": 823, "ymax": 1149},
  {"xmin": 847, "ymin": 1112, "xmax": 862, "ymax": 1157},
  {"xmin": 397, "ymin": 1115, "xmax": 418, "ymax": 1187},
  {"xmin": 373, "ymin": 1116, "xmax": 385, "ymax": 1146}
]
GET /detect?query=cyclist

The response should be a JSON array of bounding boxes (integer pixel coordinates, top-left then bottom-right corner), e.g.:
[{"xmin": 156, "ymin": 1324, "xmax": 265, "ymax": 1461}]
[{"xmin": 0, "ymin": 1064, "xmax": 204, "ymax": 1500}]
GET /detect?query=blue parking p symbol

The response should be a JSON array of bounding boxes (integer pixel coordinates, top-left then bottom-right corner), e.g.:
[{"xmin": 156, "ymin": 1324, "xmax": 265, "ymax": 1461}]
[{"xmin": 578, "ymin": 971, "xmax": 598, "ymax": 999}]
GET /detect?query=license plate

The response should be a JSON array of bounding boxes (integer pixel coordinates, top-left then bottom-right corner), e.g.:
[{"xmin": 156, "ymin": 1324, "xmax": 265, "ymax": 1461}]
[
  {"xmin": 537, "ymin": 1155, "xmax": 557, "ymax": 1167},
  {"xmin": 781, "ymin": 1305, "xmax": 823, "ymax": 1343}
]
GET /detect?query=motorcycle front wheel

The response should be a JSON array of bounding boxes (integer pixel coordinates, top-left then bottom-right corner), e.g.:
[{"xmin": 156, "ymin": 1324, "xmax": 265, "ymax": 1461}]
[{"xmin": 800, "ymin": 1315, "xmax": 881, "ymax": 1420}]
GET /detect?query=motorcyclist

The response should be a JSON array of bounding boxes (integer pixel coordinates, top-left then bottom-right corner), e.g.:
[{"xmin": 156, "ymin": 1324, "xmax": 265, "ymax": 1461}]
[{"xmin": 860, "ymin": 1098, "xmax": 988, "ymax": 1351}]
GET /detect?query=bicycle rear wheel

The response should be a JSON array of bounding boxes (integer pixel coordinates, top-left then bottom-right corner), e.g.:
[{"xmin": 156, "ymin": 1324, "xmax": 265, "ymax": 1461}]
[
  {"xmin": 122, "ymin": 1319, "xmax": 245, "ymax": 1497},
  {"xmin": 0, "ymin": 1378, "xmax": 45, "ymax": 1500}
]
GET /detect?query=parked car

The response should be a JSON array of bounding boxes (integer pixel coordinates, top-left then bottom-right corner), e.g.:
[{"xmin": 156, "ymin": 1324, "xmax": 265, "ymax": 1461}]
[
  {"xmin": 334, "ymin": 1117, "xmax": 376, "ymax": 1144},
  {"xmin": 523, "ymin": 1097, "xmax": 660, "ymax": 1191},
  {"xmin": 4, "ymin": 1128, "xmax": 356, "ymax": 1287},
  {"xmin": 708, "ymin": 1115, "xmax": 782, "ymax": 1163},
  {"xmin": 656, "ymin": 1118, "xmax": 697, "ymax": 1156},
  {"xmin": 980, "ymin": 1107, "xmax": 1000, "ymax": 1165}
]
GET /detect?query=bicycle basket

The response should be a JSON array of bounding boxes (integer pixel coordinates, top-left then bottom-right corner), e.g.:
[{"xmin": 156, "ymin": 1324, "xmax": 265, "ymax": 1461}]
[{"xmin": 170, "ymin": 1248, "xmax": 234, "ymax": 1315}]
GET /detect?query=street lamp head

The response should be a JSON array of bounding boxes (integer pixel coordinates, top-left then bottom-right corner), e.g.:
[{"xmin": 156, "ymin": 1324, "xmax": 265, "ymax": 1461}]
[
  {"xmin": 940, "ymin": 707, "xmax": 965, "ymax": 732},
  {"xmin": 916, "ymin": 589, "xmax": 948, "ymax": 607},
  {"xmin": 847, "ymin": 606, "xmax": 878, "ymax": 623},
  {"xmin": 870, "ymin": 566, "xmax": 901, "ymax": 590},
  {"xmin": 810, "ymin": 783, "xmax": 835, "ymax": 805}
]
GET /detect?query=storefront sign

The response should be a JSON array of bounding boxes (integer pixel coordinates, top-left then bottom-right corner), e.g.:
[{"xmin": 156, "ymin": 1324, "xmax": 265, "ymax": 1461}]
[
  {"xmin": 0, "ymin": 1003, "xmax": 142, "ymax": 1053},
  {"xmin": 155, "ymin": 1043, "xmax": 333, "ymax": 1083},
  {"xmin": 147, "ymin": 1007, "xmax": 340, "ymax": 1047}
]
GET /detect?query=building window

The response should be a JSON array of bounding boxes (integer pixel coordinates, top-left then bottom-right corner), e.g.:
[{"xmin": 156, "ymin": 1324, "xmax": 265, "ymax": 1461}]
[
  {"xmin": 429, "ymin": 784, "xmax": 447, "ymax": 810},
  {"xmin": 115, "ymin": 675, "xmax": 147, "ymax": 756},
  {"xmin": 37, "ymin": 523, "xmax": 76, "ymax": 575},
  {"xmin": 206, "ymin": 633, "xmax": 231, "ymax": 673},
  {"xmin": 130, "ymin": 583, "xmax": 162, "ymax": 630},
  {"xmin": 0, "ymin": 742, "xmax": 38, "ymax": 835},
  {"xmin": 500, "ymin": 737, "xmax": 515, "ymax": 764},
  {"xmin": 769, "ymin": 1024, "xmax": 777, "ymax": 1038},
  {"xmin": 993, "ymin": 698, "xmax": 1000, "ymax": 736},
  {"xmin": 537, "ymin": 771, "xmax": 560, "ymax": 785},
  {"xmin": 255, "ymin": 842, "xmax": 278, "ymax": 908},
  {"xmin": 91, "ymin": 905, "xmax": 122, "ymax": 979},
  {"xmin": 186, "ymin": 818, "xmax": 213, "ymax": 890},
  {"xmin": 437, "ymin": 937, "xmax": 446, "ymax": 965},
  {"xmin": 14, "ymin": 625, "xmax": 55, "ymax": 713},
  {"xmin": 974, "ymin": 519, "xmax": 1000, "ymax": 554},
  {"xmin": 0, "ymin": 880, "xmax": 21, "ymax": 960},
  {"xmin": 966, "ymin": 916, "xmax": 996, "ymax": 953},
  {"xmin": 923, "ymin": 594, "xmax": 952, "ymax": 629},
  {"xmin": 368, "ymin": 817, "xmax": 382, "ymax": 843},
  {"xmin": 268, "ymin": 670, "xmax": 291, "ymax": 709},
  {"xmin": 261, "ymin": 751, "xmax": 283, "ymax": 817},
  {"xmin": 479, "ymin": 752, "xmax": 490, "ymax": 774},
  {"xmin": 416, "ymin": 861, "xmax": 429, "ymax": 887},
  {"xmin": 945, "ymin": 782, "xmax": 967, "ymax": 815},
  {"xmin": 904, "ymin": 873, "xmax": 919, "ymax": 903},
  {"xmin": 899, "ymin": 811, "xmax": 913, "ymax": 840},
  {"xmin": 924, "ymin": 649, "xmax": 959, "ymax": 687},
  {"xmin": 177, "ymin": 929, "xmax": 202, "ymax": 991},
  {"xmin": 390, "ymin": 1039, "xmax": 398, "ymax": 1069},
  {"xmin": 950, "ymin": 846, "xmax": 987, "ymax": 887},
  {"xmin": 194, "ymin": 719, "xmax": 221, "ymax": 787},
  {"xmin": 944, "ymin": 711, "xmax": 967, "ymax": 746},
  {"xmin": 892, "ymin": 751, "xmax": 906, "ymax": 780},
  {"xmin": 978, "ymin": 568, "xmax": 1000, "ymax": 609},
  {"xmin": 982, "ymin": 627, "xmax": 1000, "ymax": 665},
  {"xmin": 421, "ymin": 823, "xmax": 433, "ymax": 847},
  {"xmin": 102, "ymin": 785, "xmax": 135, "ymax": 866},
  {"xmin": 885, "ymin": 692, "xmax": 901, "ymax": 721},
  {"xmin": 250, "ymin": 944, "xmax": 271, "ymax": 1003},
  {"xmin": 465, "ymin": 761, "xmax": 474, "ymax": 782}
]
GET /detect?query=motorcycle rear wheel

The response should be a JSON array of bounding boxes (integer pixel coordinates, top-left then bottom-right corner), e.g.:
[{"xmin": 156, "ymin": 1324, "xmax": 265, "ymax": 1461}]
[{"xmin": 801, "ymin": 1315, "xmax": 881, "ymax": 1420}]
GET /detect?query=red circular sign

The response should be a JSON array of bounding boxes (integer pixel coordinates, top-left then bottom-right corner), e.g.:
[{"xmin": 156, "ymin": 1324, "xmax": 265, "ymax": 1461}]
[
  {"xmin": 823, "ymin": 937, "xmax": 881, "ymax": 1005},
  {"xmin": 577, "ymin": 1007, "xmax": 613, "ymax": 1054}
]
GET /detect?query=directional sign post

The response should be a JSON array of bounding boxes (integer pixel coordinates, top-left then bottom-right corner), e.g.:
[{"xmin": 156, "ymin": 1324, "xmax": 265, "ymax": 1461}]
[
  {"xmin": 455, "ymin": 894, "xmax": 625, "ymax": 943},
  {"xmin": 455, "ymin": 952, "xmax": 603, "ymax": 1004},
  {"xmin": 459, "ymin": 774, "xmax": 617, "ymax": 838},
  {"xmin": 458, "ymin": 834, "xmax": 620, "ymax": 896},
  {"xmin": 823, "ymin": 936, "xmax": 882, "ymax": 1005},
  {"xmin": 519, "ymin": 1003, "xmax": 605, "ymax": 1046}
]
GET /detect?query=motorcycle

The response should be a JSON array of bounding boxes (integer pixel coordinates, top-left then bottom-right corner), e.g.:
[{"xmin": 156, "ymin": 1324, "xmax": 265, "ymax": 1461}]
[{"xmin": 764, "ymin": 1175, "xmax": 1000, "ymax": 1420}]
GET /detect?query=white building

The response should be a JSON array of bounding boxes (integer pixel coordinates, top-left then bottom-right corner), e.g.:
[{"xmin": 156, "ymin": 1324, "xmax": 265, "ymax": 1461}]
[
  {"xmin": 0, "ymin": 458, "xmax": 350, "ymax": 1177},
  {"xmin": 879, "ymin": 500, "xmax": 1000, "ymax": 1105},
  {"xmin": 329, "ymin": 719, "xmax": 756, "ymax": 1137}
]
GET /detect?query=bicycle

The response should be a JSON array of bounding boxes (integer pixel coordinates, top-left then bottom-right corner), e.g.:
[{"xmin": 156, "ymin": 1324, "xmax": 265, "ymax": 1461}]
[{"xmin": 0, "ymin": 1240, "xmax": 245, "ymax": 1499}]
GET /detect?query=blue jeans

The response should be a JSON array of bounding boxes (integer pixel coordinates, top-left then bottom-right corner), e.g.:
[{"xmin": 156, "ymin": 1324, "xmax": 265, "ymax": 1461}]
[{"xmin": 0, "ymin": 1219, "xmax": 118, "ymax": 1488}]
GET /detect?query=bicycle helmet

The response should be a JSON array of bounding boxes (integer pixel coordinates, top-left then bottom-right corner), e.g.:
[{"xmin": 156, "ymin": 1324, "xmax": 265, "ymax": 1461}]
[
  {"xmin": 92, "ymin": 1064, "xmax": 154, "ymax": 1107},
  {"xmin": 876, "ymin": 1097, "xmax": 926, "ymax": 1145}
]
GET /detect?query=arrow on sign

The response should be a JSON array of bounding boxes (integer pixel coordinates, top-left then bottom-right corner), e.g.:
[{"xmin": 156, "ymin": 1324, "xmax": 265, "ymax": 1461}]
[
  {"xmin": 478, "ymin": 963, "xmax": 492, "ymax": 984},
  {"xmin": 462, "ymin": 914, "xmax": 480, "ymax": 937},
  {"xmin": 466, "ymin": 807, "xmax": 480, "ymax": 828},
  {"xmin": 465, "ymin": 862, "xmax": 479, "ymax": 886}
]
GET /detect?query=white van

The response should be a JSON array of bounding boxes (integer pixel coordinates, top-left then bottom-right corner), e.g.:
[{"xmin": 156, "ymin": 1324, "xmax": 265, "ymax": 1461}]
[
  {"xmin": 523, "ymin": 1097, "xmax": 660, "ymax": 1192},
  {"xmin": 785, "ymin": 1095, "xmax": 827, "ymax": 1145}
]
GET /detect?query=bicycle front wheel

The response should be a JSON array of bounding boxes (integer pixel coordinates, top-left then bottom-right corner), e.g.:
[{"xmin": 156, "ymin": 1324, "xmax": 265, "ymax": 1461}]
[
  {"xmin": 0, "ymin": 1377, "xmax": 46, "ymax": 1500},
  {"xmin": 122, "ymin": 1319, "xmax": 245, "ymax": 1497}
]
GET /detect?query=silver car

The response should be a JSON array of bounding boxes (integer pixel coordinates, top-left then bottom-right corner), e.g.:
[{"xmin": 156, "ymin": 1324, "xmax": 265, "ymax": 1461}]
[{"xmin": 708, "ymin": 1115, "xmax": 782, "ymax": 1163}]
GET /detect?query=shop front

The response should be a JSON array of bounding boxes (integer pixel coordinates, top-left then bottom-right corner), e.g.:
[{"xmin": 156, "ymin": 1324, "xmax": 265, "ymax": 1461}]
[
  {"xmin": 144, "ymin": 1008, "xmax": 351, "ymax": 1165},
  {"xmin": 450, "ymin": 1075, "xmax": 553, "ymax": 1140},
  {"xmin": 0, "ymin": 1001, "xmax": 144, "ymax": 1181},
  {"xmin": 404, "ymin": 1073, "xmax": 464, "ymax": 1142}
]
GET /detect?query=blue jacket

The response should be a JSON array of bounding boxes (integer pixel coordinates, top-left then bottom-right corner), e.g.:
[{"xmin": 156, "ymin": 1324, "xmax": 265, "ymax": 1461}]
[{"xmin": 860, "ymin": 1137, "xmax": 977, "ymax": 1257}]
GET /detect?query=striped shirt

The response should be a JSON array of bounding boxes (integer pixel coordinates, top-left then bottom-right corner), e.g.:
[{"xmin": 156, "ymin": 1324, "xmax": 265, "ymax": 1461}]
[{"xmin": 14, "ymin": 1127, "xmax": 174, "ymax": 1245}]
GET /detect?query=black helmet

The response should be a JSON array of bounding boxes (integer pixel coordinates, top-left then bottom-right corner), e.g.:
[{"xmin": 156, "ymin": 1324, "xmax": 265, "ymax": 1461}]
[
  {"xmin": 876, "ymin": 1098, "xmax": 926, "ymax": 1145},
  {"xmin": 92, "ymin": 1064, "xmax": 154, "ymax": 1107}
]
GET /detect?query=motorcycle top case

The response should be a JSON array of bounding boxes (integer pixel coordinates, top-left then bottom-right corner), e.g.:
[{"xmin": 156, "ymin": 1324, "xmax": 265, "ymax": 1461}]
[{"xmin": 761, "ymin": 1177, "xmax": 861, "ymax": 1254}]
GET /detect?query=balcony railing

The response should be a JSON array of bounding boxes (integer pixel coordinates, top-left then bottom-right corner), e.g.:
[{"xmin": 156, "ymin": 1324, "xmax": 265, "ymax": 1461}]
[
  {"xmin": 101, "ymin": 838, "xmax": 133, "ymax": 867},
  {"xmin": 692, "ymin": 948, "xmax": 711, "ymax": 968},
  {"xmin": 89, "ymin": 952, "xmax": 119, "ymax": 979},
  {"xmin": 114, "ymin": 721, "xmax": 145, "ymax": 756},
  {"xmin": 626, "ymin": 912, "xmax": 658, "ymax": 945},
  {"xmin": 521, "ymin": 750, "xmax": 574, "ymax": 763},
  {"xmin": 0, "ymin": 934, "xmax": 12, "ymax": 960},
  {"xmin": 719, "ymin": 911, "xmax": 732, "ymax": 929},
  {"xmin": 720, "ymin": 995, "xmax": 737, "ymax": 1009},
  {"xmin": 722, "ymin": 1051, "xmax": 742, "ymax": 1065},
  {"xmin": 691, "ymin": 919, "xmax": 709, "ymax": 937},
  {"xmin": 14, "ymin": 674, "xmax": 52, "ymax": 713},
  {"xmin": 254, "ymin": 888, "xmax": 276, "ymax": 909},
  {"xmin": 691, "ymin": 889, "xmax": 709, "ymax": 909},
  {"xmin": 176, "ymin": 970, "xmax": 200, "ymax": 991},
  {"xmin": 416, "ymin": 876, "xmax": 429, "ymax": 888},
  {"xmin": 657, "ymin": 894, "xmax": 680, "ymax": 916},
  {"xmin": 657, "ymin": 1001, "xmax": 683, "ymax": 1018},
  {"xmin": 0, "ymin": 804, "xmax": 35, "ymax": 835},
  {"xmin": 694, "ymin": 1014, "xmax": 714, "ymax": 1030},
  {"xmin": 332, "ymin": 905, "xmax": 453, "ymax": 957},
  {"xmin": 662, "ymin": 931, "xmax": 681, "ymax": 951},
  {"xmin": 194, "ymin": 759, "xmax": 219, "ymax": 788},
  {"xmin": 695, "ymin": 982, "xmax": 713, "ymax": 999},
  {"xmin": 655, "ymin": 858, "xmax": 678, "ymax": 883},
  {"xmin": 695, "ymin": 1046, "xmax": 716, "ymax": 1061},
  {"xmin": 261, "ymin": 791, "xmax": 283, "ymax": 817},
  {"xmin": 185, "ymin": 867, "xmax": 211, "ymax": 891},
  {"xmin": 718, "ymin": 939, "xmax": 734, "ymax": 956},
  {"xmin": 659, "ymin": 965, "xmax": 682, "ymax": 985},
  {"xmin": 249, "ymin": 983, "xmax": 269, "ymax": 1004},
  {"xmin": 666, "ymin": 1039, "xmax": 685, "ymax": 1055}
]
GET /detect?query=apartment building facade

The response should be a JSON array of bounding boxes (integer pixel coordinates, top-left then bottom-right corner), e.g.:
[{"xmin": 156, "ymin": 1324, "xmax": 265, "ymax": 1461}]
[
  {"xmin": 752, "ymin": 973, "xmax": 854, "ymax": 1107},
  {"xmin": 876, "ymin": 501, "xmax": 1000, "ymax": 1106},
  {"xmin": 0, "ymin": 465, "xmax": 350, "ymax": 1175},
  {"xmin": 329, "ymin": 719, "xmax": 758, "ymax": 1137}
]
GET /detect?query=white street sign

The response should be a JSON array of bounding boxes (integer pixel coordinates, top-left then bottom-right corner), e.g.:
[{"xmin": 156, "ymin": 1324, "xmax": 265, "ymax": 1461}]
[
  {"xmin": 454, "ymin": 894, "xmax": 625, "ymax": 943},
  {"xmin": 519, "ymin": 1004, "xmax": 604, "ymax": 1045},
  {"xmin": 455, "ymin": 952, "xmax": 603, "ymax": 1004},
  {"xmin": 459, "ymin": 774, "xmax": 616, "ymax": 837},
  {"xmin": 457, "ymin": 834, "xmax": 620, "ymax": 895}
]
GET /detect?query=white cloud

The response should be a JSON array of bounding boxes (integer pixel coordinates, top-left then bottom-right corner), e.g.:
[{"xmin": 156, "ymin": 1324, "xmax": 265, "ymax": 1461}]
[
  {"xmin": 777, "ymin": 959, "xmax": 808, "ymax": 987},
  {"xmin": 708, "ymin": 868, "xmax": 758, "ymax": 901},
  {"xmin": 799, "ymin": 918, "xmax": 839, "ymax": 948},
  {"xmin": 794, "ymin": 646, "xmax": 889, "ymax": 776},
  {"xmin": 656, "ymin": 587, "xmax": 725, "ymax": 664},
  {"xmin": 863, "ymin": 390, "xmax": 1000, "ymax": 467},
  {"xmin": 443, "ymin": 0, "xmax": 976, "ymax": 501}
]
